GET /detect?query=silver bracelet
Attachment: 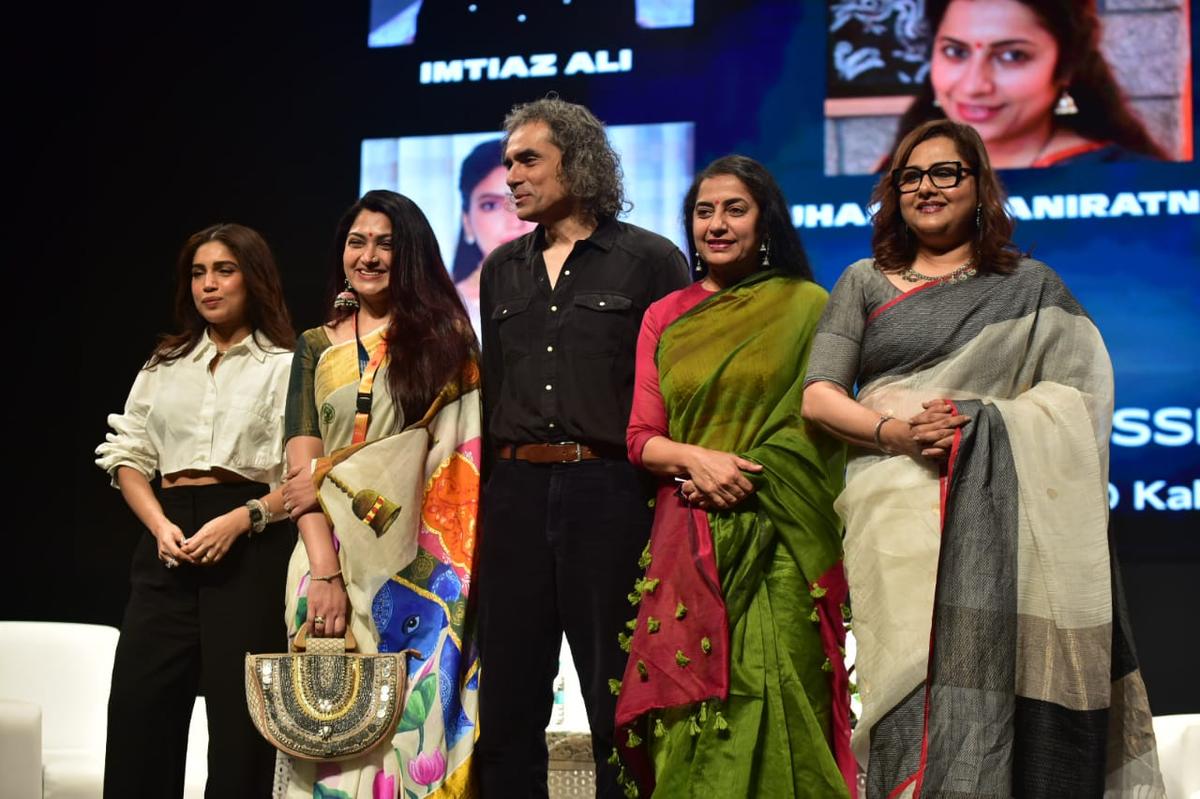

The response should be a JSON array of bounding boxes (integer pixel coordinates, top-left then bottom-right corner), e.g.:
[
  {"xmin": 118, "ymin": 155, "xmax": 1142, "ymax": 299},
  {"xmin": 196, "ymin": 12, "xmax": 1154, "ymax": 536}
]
[
  {"xmin": 245, "ymin": 498, "xmax": 268, "ymax": 535},
  {"xmin": 873, "ymin": 414, "xmax": 895, "ymax": 454}
]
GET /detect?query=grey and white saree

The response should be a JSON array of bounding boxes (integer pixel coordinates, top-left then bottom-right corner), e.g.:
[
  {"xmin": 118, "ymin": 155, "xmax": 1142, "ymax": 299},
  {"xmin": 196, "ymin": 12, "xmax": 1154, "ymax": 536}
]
[{"xmin": 807, "ymin": 259, "xmax": 1163, "ymax": 798}]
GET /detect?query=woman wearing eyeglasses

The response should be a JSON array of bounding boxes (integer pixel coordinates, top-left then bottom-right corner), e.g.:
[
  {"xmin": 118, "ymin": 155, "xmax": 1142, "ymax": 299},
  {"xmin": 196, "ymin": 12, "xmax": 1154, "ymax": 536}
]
[{"xmin": 802, "ymin": 119, "xmax": 1164, "ymax": 797}]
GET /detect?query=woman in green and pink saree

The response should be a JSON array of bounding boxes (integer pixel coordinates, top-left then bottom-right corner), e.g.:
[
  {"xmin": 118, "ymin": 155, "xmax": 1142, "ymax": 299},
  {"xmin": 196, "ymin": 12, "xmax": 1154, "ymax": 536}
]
[
  {"xmin": 803, "ymin": 120, "xmax": 1164, "ymax": 798},
  {"xmin": 615, "ymin": 156, "xmax": 854, "ymax": 798}
]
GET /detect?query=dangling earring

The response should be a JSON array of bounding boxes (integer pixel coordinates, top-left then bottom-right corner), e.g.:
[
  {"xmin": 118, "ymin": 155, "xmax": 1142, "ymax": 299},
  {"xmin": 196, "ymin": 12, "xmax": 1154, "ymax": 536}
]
[
  {"xmin": 464, "ymin": 233, "xmax": 476, "ymax": 246},
  {"xmin": 1054, "ymin": 90, "xmax": 1079, "ymax": 116},
  {"xmin": 759, "ymin": 239, "xmax": 770, "ymax": 269},
  {"xmin": 932, "ymin": 98, "xmax": 941, "ymax": 109},
  {"xmin": 334, "ymin": 279, "xmax": 359, "ymax": 311},
  {"xmin": 975, "ymin": 204, "xmax": 982, "ymax": 231},
  {"xmin": 693, "ymin": 252, "xmax": 703, "ymax": 274}
]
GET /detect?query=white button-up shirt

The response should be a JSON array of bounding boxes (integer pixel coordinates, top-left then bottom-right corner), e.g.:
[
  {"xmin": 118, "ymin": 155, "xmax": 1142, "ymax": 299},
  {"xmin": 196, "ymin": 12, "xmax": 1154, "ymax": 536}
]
[{"xmin": 96, "ymin": 330, "xmax": 293, "ymax": 488}]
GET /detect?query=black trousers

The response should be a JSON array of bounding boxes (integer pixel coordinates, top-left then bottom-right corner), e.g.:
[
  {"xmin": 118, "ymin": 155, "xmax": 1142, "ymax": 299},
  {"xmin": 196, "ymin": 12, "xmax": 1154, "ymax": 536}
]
[
  {"xmin": 104, "ymin": 483, "xmax": 295, "ymax": 799},
  {"xmin": 476, "ymin": 458, "xmax": 654, "ymax": 799}
]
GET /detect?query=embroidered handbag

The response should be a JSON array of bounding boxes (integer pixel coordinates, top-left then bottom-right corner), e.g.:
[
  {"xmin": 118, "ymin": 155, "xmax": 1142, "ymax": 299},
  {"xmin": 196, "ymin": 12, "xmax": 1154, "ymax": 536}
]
[{"xmin": 245, "ymin": 624, "xmax": 414, "ymax": 761}]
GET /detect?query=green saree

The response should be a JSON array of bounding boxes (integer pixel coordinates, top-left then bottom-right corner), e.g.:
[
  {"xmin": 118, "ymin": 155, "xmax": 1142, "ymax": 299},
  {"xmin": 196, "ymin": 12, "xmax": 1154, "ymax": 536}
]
[{"xmin": 615, "ymin": 271, "xmax": 853, "ymax": 798}]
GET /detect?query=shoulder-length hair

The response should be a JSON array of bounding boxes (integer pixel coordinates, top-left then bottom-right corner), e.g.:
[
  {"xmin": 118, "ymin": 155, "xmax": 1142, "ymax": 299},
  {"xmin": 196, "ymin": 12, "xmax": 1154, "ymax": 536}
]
[
  {"xmin": 872, "ymin": 119, "xmax": 1020, "ymax": 275},
  {"xmin": 149, "ymin": 223, "xmax": 294, "ymax": 367},
  {"xmin": 450, "ymin": 138, "xmax": 503, "ymax": 282},
  {"xmin": 327, "ymin": 190, "xmax": 476, "ymax": 426},
  {"xmin": 502, "ymin": 95, "xmax": 628, "ymax": 223},
  {"xmin": 683, "ymin": 155, "xmax": 813, "ymax": 282},
  {"xmin": 890, "ymin": 0, "xmax": 1168, "ymax": 160}
]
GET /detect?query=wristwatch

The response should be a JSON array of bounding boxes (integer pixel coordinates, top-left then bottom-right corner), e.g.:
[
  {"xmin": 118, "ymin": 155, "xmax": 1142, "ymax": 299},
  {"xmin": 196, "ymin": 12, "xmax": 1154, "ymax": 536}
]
[{"xmin": 245, "ymin": 498, "xmax": 268, "ymax": 535}]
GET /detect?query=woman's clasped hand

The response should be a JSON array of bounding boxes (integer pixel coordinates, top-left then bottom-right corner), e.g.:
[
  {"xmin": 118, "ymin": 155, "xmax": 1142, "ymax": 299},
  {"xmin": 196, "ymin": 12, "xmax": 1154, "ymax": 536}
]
[{"xmin": 675, "ymin": 446, "xmax": 763, "ymax": 509}]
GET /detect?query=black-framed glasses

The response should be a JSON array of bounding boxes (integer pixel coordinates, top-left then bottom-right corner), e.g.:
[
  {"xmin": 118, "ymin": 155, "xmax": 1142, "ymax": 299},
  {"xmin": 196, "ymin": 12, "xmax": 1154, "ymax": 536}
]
[{"xmin": 892, "ymin": 161, "xmax": 973, "ymax": 193}]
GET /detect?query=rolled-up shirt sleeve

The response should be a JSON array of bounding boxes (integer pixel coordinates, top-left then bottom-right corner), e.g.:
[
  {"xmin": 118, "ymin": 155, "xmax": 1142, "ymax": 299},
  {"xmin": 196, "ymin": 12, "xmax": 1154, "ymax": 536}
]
[{"xmin": 95, "ymin": 367, "xmax": 160, "ymax": 487}]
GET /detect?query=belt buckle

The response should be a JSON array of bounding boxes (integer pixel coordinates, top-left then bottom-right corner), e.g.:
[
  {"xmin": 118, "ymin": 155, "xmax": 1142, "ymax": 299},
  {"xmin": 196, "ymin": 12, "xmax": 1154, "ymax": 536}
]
[{"xmin": 559, "ymin": 441, "xmax": 583, "ymax": 463}]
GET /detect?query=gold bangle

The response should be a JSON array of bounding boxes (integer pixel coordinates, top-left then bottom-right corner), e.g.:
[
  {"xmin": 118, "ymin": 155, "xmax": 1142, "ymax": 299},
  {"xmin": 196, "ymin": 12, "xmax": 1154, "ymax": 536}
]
[
  {"xmin": 311, "ymin": 569, "xmax": 343, "ymax": 583},
  {"xmin": 873, "ymin": 414, "xmax": 895, "ymax": 454}
]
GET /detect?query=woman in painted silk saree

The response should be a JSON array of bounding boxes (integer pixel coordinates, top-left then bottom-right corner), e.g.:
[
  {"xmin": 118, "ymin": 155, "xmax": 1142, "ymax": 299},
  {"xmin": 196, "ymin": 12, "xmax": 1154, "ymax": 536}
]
[
  {"xmin": 803, "ymin": 120, "xmax": 1163, "ymax": 798},
  {"xmin": 615, "ymin": 156, "xmax": 855, "ymax": 798},
  {"xmin": 276, "ymin": 190, "xmax": 481, "ymax": 798}
]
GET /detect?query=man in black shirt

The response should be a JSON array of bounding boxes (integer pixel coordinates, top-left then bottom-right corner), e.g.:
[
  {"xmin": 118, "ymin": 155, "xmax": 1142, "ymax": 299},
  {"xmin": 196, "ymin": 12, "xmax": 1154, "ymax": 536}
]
[{"xmin": 477, "ymin": 97, "xmax": 689, "ymax": 798}]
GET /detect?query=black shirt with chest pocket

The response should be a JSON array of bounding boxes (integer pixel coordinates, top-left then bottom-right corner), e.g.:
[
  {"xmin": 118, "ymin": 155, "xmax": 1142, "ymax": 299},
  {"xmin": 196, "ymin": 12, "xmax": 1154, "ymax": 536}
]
[{"xmin": 480, "ymin": 217, "xmax": 690, "ymax": 468}]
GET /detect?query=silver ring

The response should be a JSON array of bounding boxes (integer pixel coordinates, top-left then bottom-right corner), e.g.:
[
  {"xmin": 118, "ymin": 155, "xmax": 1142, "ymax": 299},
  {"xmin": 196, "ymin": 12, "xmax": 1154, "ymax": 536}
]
[
  {"xmin": 165, "ymin": 557, "xmax": 179, "ymax": 569},
  {"xmin": 284, "ymin": 501, "xmax": 292, "ymax": 513}
]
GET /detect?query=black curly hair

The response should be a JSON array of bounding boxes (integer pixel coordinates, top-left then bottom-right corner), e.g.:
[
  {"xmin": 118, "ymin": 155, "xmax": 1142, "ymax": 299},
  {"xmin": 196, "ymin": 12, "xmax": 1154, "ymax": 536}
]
[{"xmin": 502, "ymin": 95, "xmax": 629, "ymax": 223}]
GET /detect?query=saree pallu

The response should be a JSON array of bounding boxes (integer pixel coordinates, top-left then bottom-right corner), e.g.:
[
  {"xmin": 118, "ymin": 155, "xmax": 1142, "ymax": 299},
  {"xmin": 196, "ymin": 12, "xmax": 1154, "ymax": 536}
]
[
  {"xmin": 841, "ymin": 262, "xmax": 1163, "ymax": 798},
  {"xmin": 615, "ymin": 272, "xmax": 853, "ymax": 798},
  {"xmin": 280, "ymin": 361, "xmax": 482, "ymax": 799}
]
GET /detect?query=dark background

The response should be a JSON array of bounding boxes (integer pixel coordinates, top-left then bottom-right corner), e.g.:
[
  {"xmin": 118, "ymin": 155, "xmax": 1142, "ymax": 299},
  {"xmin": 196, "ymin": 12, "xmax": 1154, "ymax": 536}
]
[{"xmin": 20, "ymin": 1, "xmax": 1196, "ymax": 715}]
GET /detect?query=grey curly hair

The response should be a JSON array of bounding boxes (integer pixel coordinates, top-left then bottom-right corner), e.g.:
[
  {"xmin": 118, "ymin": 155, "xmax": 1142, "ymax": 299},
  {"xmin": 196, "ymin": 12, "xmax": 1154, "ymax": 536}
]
[{"xmin": 503, "ymin": 95, "xmax": 629, "ymax": 222}]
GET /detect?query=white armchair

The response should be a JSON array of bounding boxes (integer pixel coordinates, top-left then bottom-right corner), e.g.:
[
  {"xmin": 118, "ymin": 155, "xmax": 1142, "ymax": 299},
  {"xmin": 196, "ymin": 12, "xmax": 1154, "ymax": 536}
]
[
  {"xmin": 0, "ymin": 622, "xmax": 118, "ymax": 799},
  {"xmin": 0, "ymin": 621, "xmax": 209, "ymax": 799},
  {"xmin": 0, "ymin": 698, "xmax": 42, "ymax": 798},
  {"xmin": 1153, "ymin": 713, "xmax": 1200, "ymax": 799}
]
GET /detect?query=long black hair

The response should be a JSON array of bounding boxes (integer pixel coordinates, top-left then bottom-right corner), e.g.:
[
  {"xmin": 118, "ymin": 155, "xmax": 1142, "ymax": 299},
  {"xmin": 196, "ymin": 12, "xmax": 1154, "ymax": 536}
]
[
  {"xmin": 150, "ymin": 223, "xmax": 294, "ymax": 367},
  {"xmin": 327, "ymin": 190, "xmax": 475, "ymax": 425}
]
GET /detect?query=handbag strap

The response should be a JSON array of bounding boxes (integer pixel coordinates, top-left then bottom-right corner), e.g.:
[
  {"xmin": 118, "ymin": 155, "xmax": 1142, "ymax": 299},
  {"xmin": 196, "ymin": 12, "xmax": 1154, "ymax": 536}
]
[{"xmin": 351, "ymin": 314, "xmax": 388, "ymax": 446}]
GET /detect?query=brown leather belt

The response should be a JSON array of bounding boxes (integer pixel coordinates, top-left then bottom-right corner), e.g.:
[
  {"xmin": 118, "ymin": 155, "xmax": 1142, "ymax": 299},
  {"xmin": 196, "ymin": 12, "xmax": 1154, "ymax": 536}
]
[{"xmin": 497, "ymin": 442, "xmax": 602, "ymax": 464}]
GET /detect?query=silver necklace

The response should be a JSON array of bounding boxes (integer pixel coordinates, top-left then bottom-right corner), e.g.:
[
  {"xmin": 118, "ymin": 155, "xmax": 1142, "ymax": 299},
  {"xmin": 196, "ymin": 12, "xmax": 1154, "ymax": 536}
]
[{"xmin": 901, "ymin": 257, "xmax": 977, "ymax": 285}]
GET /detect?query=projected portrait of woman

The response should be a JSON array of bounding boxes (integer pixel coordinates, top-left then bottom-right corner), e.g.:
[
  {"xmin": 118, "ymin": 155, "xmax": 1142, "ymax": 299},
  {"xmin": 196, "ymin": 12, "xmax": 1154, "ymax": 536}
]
[
  {"xmin": 451, "ymin": 138, "xmax": 535, "ymax": 334},
  {"xmin": 890, "ymin": 0, "xmax": 1169, "ymax": 168}
]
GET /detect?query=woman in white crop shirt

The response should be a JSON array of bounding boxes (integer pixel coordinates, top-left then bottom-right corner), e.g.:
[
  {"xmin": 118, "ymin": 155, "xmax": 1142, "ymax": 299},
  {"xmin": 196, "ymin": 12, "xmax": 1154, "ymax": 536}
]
[{"xmin": 96, "ymin": 223, "xmax": 296, "ymax": 796}]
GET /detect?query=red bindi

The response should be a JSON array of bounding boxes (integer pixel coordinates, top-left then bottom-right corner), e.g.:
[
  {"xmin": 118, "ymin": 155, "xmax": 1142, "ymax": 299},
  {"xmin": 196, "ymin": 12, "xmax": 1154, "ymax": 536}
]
[{"xmin": 974, "ymin": 41, "xmax": 984, "ymax": 50}]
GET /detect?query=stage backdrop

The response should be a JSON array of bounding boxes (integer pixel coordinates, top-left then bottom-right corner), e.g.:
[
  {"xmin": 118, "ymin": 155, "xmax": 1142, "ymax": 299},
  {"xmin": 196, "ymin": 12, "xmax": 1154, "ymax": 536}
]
[
  {"xmin": 76, "ymin": 0, "xmax": 1197, "ymax": 716},
  {"xmin": 357, "ymin": 0, "xmax": 1198, "ymax": 553}
]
